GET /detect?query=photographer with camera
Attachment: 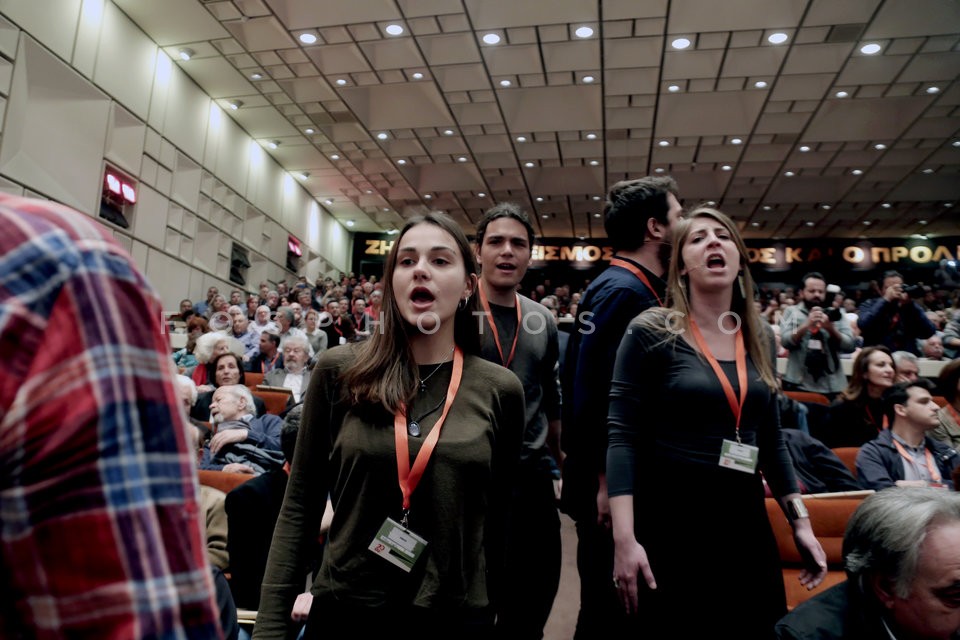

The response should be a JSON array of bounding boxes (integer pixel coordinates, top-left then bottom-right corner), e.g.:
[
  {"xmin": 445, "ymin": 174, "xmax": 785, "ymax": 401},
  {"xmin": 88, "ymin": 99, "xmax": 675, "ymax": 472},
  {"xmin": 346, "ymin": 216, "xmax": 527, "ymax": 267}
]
[
  {"xmin": 858, "ymin": 271, "xmax": 936, "ymax": 356},
  {"xmin": 781, "ymin": 273, "xmax": 856, "ymax": 400}
]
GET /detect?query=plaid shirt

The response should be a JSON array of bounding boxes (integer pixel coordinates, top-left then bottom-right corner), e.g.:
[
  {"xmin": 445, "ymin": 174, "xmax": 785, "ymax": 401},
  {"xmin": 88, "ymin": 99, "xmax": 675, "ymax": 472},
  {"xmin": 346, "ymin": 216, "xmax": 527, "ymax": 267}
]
[{"xmin": 0, "ymin": 195, "xmax": 222, "ymax": 639}]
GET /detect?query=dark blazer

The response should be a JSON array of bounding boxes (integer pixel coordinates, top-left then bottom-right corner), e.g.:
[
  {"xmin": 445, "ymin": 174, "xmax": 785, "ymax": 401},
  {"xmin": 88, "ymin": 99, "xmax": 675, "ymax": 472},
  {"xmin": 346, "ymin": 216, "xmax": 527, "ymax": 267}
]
[{"xmin": 856, "ymin": 428, "xmax": 959, "ymax": 490}]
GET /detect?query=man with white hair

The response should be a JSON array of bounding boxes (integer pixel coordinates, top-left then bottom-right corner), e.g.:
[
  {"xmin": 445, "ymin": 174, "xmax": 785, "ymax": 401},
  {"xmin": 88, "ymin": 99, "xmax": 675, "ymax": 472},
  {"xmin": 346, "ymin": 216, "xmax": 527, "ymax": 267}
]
[
  {"xmin": 250, "ymin": 305, "xmax": 276, "ymax": 336},
  {"xmin": 199, "ymin": 385, "xmax": 284, "ymax": 476},
  {"xmin": 264, "ymin": 334, "xmax": 312, "ymax": 403}
]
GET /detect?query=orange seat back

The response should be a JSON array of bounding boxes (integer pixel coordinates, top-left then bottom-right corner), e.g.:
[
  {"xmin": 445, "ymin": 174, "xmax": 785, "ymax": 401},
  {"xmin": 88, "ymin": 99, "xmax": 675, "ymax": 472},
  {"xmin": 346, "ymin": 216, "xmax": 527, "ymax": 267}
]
[
  {"xmin": 252, "ymin": 390, "xmax": 289, "ymax": 415},
  {"xmin": 245, "ymin": 372, "xmax": 265, "ymax": 388},
  {"xmin": 198, "ymin": 469, "xmax": 253, "ymax": 494},
  {"xmin": 784, "ymin": 390, "xmax": 831, "ymax": 406},
  {"xmin": 831, "ymin": 447, "xmax": 860, "ymax": 478}
]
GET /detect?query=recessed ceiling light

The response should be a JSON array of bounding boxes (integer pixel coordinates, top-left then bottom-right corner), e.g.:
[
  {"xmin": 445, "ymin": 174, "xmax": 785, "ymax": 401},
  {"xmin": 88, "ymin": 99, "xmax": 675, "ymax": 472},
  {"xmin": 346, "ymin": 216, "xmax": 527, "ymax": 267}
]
[
  {"xmin": 918, "ymin": 219, "xmax": 928, "ymax": 225},
  {"xmin": 821, "ymin": 204, "xmax": 831, "ymax": 210},
  {"xmin": 536, "ymin": 197, "xmax": 544, "ymax": 202},
  {"xmin": 424, "ymin": 194, "xmax": 432, "ymax": 199},
  {"xmin": 658, "ymin": 140, "xmax": 670, "ymax": 147},
  {"xmin": 412, "ymin": 72, "xmax": 424, "ymax": 80},
  {"xmin": 926, "ymin": 86, "xmax": 941, "ymax": 94},
  {"xmin": 592, "ymin": 195, "xmax": 601, "ymax": 200},
  {"xmin": 330, "ymin": 154, "xmax": 340, "ymax": 160},
  {"xmin": 763, "ymin": 205, "xmax": 772, "ymax": 211},
  {"xmin": 667, "ymin": 84, "xmax": 680, "ymax": 92},
  {"xmin": 706, "ymin": 201, "xmax": 716, "ymax": 206},
  {"xmin": 525, "ymin": 162, "xmax": 535, "ymax": 168},
  {"xmin": 457, "ymin": 156, "xmax": 468, "ymax": 162},
  {"xmin": 589, "ymin": 160, "xmax": 599, "ymax": 166},
  {"xmin": 250, "ymin": 72, "xmax": 263, "ymax": 80},
  {"xmin": 299, "ymin": 33, "xmax": 317, "ymax": 45},
  {"xmin": 881, "ymin": 203, "xmax": 892, "ymax": 208},
  {"xmin": 298, "ymin": 172, "xmax": 309, "ymax": 180},
  {"xmin": 721, "ymin": 165, "xmax": 732, "ymax": 171},
  {"xmin": 346, "ymin": 220, "xmax": 355, "ymax": 227},
  {"xmin": 784, "ymin": 171, "xmax": 795, "ymax": 177},
  {"xmin": 922, "ymin": 168, "xmax": 935, "ymax": 174},
  {"xmin": 754, "ymin": 80, "xmax": 768, "ymax": 89},
  {"xmin": 805, "ymin": 221, "xmax": 815, "ymax": 227},
  {"xmin": 178, "ymin": 47, "xmax": 195, "ymax": 61},
  {"xmin": 365, "ymin": 190, "xmax": 373, "ymax": 194},
  {"xmin": 654, "ymin": 167, "xmax": 665, "ymax": 173},
  {"xmin": 516, "ymin": 136, "xmax": 527, "ymax": 142},
  {"xmin": 336, "ymin": 78, "xmax": 347, "ymax": 86},
  {"xmin": 377, "ymin": 132, "xmax": 388, "ymax": 140},
  {"xmin": 593, "ymin": 213, "xmax": 601, "ymax": 218},
  {"xmin": 575, "ymin": 26, "xmax": 594, "ymax": 38},
  {"xmin": 945, "ymin": 203, "xmax": 955, "ymax": 207},
  {"xmin": 835, "ymin": 90, "xmax": 849, "ymax": 98},
  {"xmin": 767, "ymin": 32, "xmax": 788, "ymax": 44},
  {"xmin": 305, "ymin": 128, "xmax": 315, "ymax": 134},
  {"xmin": 483, "ymin": 33, "xmax": 501, "ymax": 45},
  {"xmin": 383, "ymin": 208, "xmax": 390, "ymax": 212},
  {"xmin": 499, "ymin": 79, "xmax": 512, "ymax": 87},
  {"xmin": 874, "ymin": 143, "xmax": 887, "ymax": 150},
  {"xmin": 586, "ymin": 133, "xmax": 597, "ymax": 140},
  {"xmin": 228, "ymin": 99, "xmax": 243, "ymax": 110},
  {"xmin": 542, "ymin": 214, "xmax": 550, "ymax": 219},
  {"xmin": 478, "ymin": 192, "xmax": 486, "ymax": 197},
  {"xmin": 267, "ymin": 140, "xmax": 280, "ymax": 149},
  {"xmin": 582, "ymin": 75, "xmax": 595, "ymax": 83},
  {"xmin": 860, "ymin": 43, "xmax": 882, "ymax": 55},
  {"xmin": 730, "ymin": 138, "xmax": 743, "ymax": 145},
  {"xmin": 851, "ymin": 169, "xmax": 863, "ymax": 175},
  {"xmin": 397, "ymin": 159, "xmax": 406, "ymax": 165},
  {"xmin": 324, "ymin": 199, "xmax": 334, "ymax": 205},
  {"xmin": 799, "ymin": 145, "xmax": 811, "ymax": 152},
  {"xmin": 862, "ymin": 220, "xmax": 872, "ymax": 225},
  {"xmin": 751, "ymin": 222, "xmax": 760, "ymax": 227},
  {"xmin": 444, "ymin": 129, "xmax": 454, "ymax": 136},
  {"xmin": 671, "ymin": 37, "xmax": 691, "ymax": 50},
  {"xmin": 384, "ymin": 24, "xmax": 404, "ymax": 36},
  {"xmin": 952, "ymin": 141, "xmax": 960, "ymax": 147}
]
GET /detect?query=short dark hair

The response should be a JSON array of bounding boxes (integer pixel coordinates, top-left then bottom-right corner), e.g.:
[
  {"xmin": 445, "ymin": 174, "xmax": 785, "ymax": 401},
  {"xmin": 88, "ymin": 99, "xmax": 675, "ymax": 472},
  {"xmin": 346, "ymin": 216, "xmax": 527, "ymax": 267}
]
[
  {"xmin": 263, "ymin": 332, "xmax": 281, "ymax": 349},
  {"xmin": 603, "ymin": 176, "xmax": 679, "ymax": 252},
  {"xmin": 475, "ymin": 202, "xmax": 535, "ymax": 249},
  {"xmin": 882, "ymin": 270, "xmax": 904, "ymax": 283},
  {"xmin": 800, "ymin": 272, "xmax": 826, "ymax": 289},
  {"xmin": 882, "ymin": 378, "xmax": 936, "ymax": 424},
  {"xmin": 938, "ymin": 359, "xmax": 960, "ymax": 404}
]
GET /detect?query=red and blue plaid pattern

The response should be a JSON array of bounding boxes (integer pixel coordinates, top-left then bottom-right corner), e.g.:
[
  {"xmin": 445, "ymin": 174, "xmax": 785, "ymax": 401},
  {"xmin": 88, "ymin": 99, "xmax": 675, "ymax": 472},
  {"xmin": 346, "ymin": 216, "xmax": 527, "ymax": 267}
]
[{"xmin": 0, "ymin": 195, "xmax": 222, "ymax": 639}]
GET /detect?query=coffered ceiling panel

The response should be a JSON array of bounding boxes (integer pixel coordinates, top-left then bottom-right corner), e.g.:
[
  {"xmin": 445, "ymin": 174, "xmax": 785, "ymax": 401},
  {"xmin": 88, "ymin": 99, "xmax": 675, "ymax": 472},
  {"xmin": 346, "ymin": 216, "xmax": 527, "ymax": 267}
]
[{"xmin": 128, "ymin": 0, "xmax": 959, "ymax": 237}]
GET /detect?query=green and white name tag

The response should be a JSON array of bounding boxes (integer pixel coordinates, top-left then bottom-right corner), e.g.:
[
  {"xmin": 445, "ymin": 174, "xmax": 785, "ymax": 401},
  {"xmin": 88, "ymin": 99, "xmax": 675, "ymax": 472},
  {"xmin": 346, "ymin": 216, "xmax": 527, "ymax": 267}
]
[
  {"xmin": 368, "ymin": 517, "xmax": 428, "ymax": 573},
  {"xmin": 719, "ymin": 439, "xmax": 759, "ymax": 474}
]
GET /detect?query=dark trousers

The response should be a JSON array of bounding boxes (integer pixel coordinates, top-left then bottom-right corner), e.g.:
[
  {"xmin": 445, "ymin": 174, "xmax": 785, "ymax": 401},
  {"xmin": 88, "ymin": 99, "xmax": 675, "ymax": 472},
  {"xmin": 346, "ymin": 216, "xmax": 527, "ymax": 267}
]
[
  {"xmin": 304, "ymin": 596, "xmax": 494, "ymax": 640},
  {"xmin": 573, "ymin": 515, "xmax": 641, "ymax": 638},
  {"xmin": 495, "ymin": 469, "xmax": 561, "ymax": 639}
]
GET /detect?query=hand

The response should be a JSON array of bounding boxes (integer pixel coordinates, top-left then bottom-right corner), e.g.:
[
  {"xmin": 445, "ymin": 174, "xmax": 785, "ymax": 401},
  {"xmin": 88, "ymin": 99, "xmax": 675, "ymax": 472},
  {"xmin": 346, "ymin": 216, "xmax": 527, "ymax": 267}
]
[
  {"xmin": 883, "ymin": 282, "xmax": 904, "ymax": 303},
  {"xmin": 793, "ymin": 524, "xmax": 828, "ymax": 590},
  {"xmin": 209, "ymin": 428, "xmax": 249, "ymax": 454},
  {"xmin": 197, "ymin": 384, "xmax": 215, "ymax": 394},
  {"xmin": 613, "ymin": 537, "xmax": 657, "ymax": 614},
  {"xmin": 221, "ymin": 463, "xmax": 255, "ymax": 474},
  {"xmin": 290, "ymin": 592, "xmax": 314, "ymax": 622},
  {"xmin": 596, "ymin": 474, "xmax": 611, "ymax": 529}
]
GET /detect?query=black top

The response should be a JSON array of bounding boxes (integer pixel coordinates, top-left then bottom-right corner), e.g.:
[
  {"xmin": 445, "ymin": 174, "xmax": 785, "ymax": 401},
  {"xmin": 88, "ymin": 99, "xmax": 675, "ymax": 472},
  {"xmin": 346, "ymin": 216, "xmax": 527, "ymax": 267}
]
[{"xmin": 819, "ymin": 396, "xmax": 885, "ymax": 449}]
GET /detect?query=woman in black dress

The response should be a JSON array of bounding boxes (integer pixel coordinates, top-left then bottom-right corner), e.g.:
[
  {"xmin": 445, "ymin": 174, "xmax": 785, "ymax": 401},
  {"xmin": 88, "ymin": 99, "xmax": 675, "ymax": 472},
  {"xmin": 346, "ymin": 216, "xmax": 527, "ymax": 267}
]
[
  {"xmin": 607, "ymin": 207, "xmax": 826, "ymax": 638},
  {"xmin": 820, "ymin": 346, "xmax": 895, "ymax": 448}
]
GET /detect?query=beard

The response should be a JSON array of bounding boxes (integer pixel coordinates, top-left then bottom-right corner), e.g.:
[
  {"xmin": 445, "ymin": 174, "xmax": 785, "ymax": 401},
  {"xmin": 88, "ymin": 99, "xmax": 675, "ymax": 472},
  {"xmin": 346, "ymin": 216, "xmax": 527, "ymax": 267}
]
[{"xmin": 803, "ymin": 297, "xmax": 824, "ymax": 309}]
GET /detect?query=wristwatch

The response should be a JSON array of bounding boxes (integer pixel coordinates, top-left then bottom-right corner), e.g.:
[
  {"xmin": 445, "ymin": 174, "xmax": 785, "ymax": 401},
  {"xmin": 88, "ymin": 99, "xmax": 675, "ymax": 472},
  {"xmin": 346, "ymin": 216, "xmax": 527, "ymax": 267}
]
[{"xmin": 787, "ymin": 497, "xmax": 809, "ymax": 521}]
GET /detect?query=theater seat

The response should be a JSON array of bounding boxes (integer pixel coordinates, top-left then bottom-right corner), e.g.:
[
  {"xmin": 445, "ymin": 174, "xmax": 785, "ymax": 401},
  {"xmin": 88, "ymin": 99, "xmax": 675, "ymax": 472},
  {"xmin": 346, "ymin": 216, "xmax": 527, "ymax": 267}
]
[
  {"xmin": 831, "ymin": 447, "xmax": 860, "ymax": 478},
  {"xmin": 932, "ymin": 395, "xmax": 948, "ymax": 408},
  {"xmin": 766, "ymin": 496, "xmax": 867, "ymax": 610},
  {"xmin": 784, "ymin": 391, "xmax": 831, "ymax": 406},
  {"xmin": 252, "ymin": 390, "xmax": 290, "ymax": 416},
  {"xmin": 198, "ymin": 469, "xmax": 253, "ymax": 494},
  {"xmin": 245, "ymin": 372, "xmax": 264, "ymax": 388}
]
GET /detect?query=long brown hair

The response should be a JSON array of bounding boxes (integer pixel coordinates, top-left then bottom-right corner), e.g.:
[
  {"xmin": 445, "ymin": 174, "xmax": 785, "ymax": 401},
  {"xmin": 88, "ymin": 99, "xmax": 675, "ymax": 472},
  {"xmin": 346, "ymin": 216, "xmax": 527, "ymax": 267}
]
[
  {"xmin": 341, "ymin": 212, "xmax": 480, "ymax": 412},
  {"xmin": 636, "ymin": 207, "xmax": 776, "ymax": 391},
  {"xmin": 841, "ymin": 345, "xmax": 892, "ymax": 402}
]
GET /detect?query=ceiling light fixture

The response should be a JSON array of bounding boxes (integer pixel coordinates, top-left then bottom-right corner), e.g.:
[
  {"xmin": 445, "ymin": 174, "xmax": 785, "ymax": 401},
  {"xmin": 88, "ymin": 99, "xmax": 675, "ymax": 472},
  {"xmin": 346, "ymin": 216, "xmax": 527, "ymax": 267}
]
[
  {"xmin": 835, "ymin": 90, "xmax": 849, "ymax": 98},
  {"xmin": 881, "ymin": 203, "xmax": 892, "ymax": 208},
  {"xmin": 324, "ymin": 199, "xmax": 334, "ymax": 205},
  {"xmin": 593, "ymin": 195, "xmax": 601, "ymax": 200},
  {"xmin": 805, "ymin": 221, "xmax": 815, "ymax": 227},
  {"xmin": 922, "ymin": 168, "xmax": 935, "ymax": 174},
  {"xmin": 851, "ymin": 169, "xmax": 863, "ymax": 175},
  {"xmin": 346, "ymin": 220, "xmax": 355, "ymax": 227},
  {"xmin": 874, "ymin": 143, "xmax": 887, "ymax": 150},
  {"xmin": 721, "ymin": 165, "xmax": 732, "ymax": 171},
  {"xmin": 457, "ymin": 156, "xmax": 468, "ymax": 162},
  {"xmin": 799, "ymin": 145, "xmax": 811, "ymax": 152},
  {"xmin": 482, "ymin": 33, "xmax": 501, "ymax": 45},
  {"xmin": 658, "ymin": 140, "xmax": 670, "ymax": 147},
  {"xmin": 575, "ymin": 26, "xmax": 594, "ymax": 38},
  {"xmin": 784, "ymin": 171, "xmax": 795, "ymax": 177},
  {"xmin": 952, "ymin": 141, "xmax": 960, "ymax": 147},
  {"xmin": 582, "ymin": 75, "xmax": 595, "ymax": 83},
  {"xmin": 654, "ymin": 167, "xmax": 665, "ymax": 173},
  {"xmin": 860, "ymin": 43, "xmax": 882, "ymax": 55},
  {"xmin": 299, "ymin": 33, "xmax": 317, "ymax": 45},
  {"xmin": 671, "ymin": 37, "xmax": 691, "ymax": 50},
  {"xmin": 542, "ymin": 214, "xmax": 550, "ymax": 219},
  {"xmin": 536, "ymin": 197, "xmax": 544, "ymax": 202},
  {"xmin": 384, "ymin": 24, "xmax": 404, "ymax": 36},
  {"xmin": 365, "ymin": 190, "xmax": 373, "ymax": 194},
  {"xmin": 424, "ymin": 194, "xmax": 432, "ymax": 199},
  {"xmin": 250, "ymin": 72, "xmax": 263, "ymax": 80},
  {"xmin": 918, "ymin": 219, "xmax": 928, "ymax": 225},
  {"xmin": 178, "ymin": 47, "xmax": 195, "ymax": 61},
  {"xmin": 444, "ymin": 129, "xmax": 454, "ymax": 136},
  {"xmin": 754, "ymin": 80, "xmax": 768, "ymax": 89},
  {"xmin": 298, "ymin": 172, "xmax": 309, "ymax": 180},
  {"xmin": 267, "ymin": 140, "xmax": 280, "ymax": 149},
  {"xmin": 525, "ymin": 162, "xmax": 535, "ymax": 168},
  {"xmin": 397, "ymin": 159, "xmax": 407, "ymax": 165},
  {"xmin": 589, "ymin": 160, "xmax": 599, "ymax": 166},
  {"xmin": 668, "ymin": 84, "xmax": 680, "ymax": 92},
  {"xmin": 926, "ymin": 86, "xmax": 941, "ymax": 94},
  {"xmin": 478, "ymin": 192, "xmax": 486, "ymax": 197},
  {"xmin": 228, "ymin": 99, "xmax": 243, "ymax": 110},
  {"xmin": 377, "ymin": 132, "xmax": 388, "ymax": 140},
  {"xmin": 751, "ymin": 222, "xmax": 760, "ymax": 227},
  {"xmin": 763, "ymin": 206, "xmax": 772, "ymax": 211},
  {"xmin": 594, "ymin": 213, "xmax": 601, "ymax": 218},
  {"xmin": 586, "ymin": 133, "xmax": 597, "ymax": 140},
  {"xmin": 862, "ymin": 220, "xmax": 872, "ymax": 225},
  {"xmin": 336, "ymin": 78, "xmax": 347, "ymax": 86},
  {"xmin": 412, "ymin": 72, "xmax": 424, "ymax": 80},
  {"xmin": 305, "ymin": 128, "xmax": 315, "ymax": 134},
  {"xmin": 706, "ymin": 201, "xmax": 716, "ymax": 206},
  {"xmin": 500, "ymin": 79, "xmax": 512, "ymax": 87},
  {"xmin": 821, "ymin": 204, "xmax": 831, "ymax": 209},
  {"xmin": 330, "ymin": 154, "xmax": 340, "ymax": 160},
  {"xmin": 768, "ymin": 32, "xmax": 788, "ymax": 44},
  {"xmin": 730, "ymin": 138, "xmax": 743, "ymax": 145}
]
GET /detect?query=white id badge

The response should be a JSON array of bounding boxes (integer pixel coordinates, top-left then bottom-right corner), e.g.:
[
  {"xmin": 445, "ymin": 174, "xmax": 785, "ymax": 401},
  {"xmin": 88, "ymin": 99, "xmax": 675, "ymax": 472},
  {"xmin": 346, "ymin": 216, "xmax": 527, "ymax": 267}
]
[
  {"xmin": 719, "ymin": 439, "xmax": 759, "ymax": 474},
  {"xmin": 807, "ymin": 338, "xmax": 822, "ymax": 350},
  {"xmin": 368, "ymin": 517, "xmax": 428, "ymax": 573}
]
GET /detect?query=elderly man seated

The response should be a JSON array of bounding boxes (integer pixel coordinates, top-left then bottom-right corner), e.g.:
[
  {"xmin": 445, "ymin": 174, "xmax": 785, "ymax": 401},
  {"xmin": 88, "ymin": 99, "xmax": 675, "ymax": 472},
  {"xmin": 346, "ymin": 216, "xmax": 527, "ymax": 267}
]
[
  {"xmin": 264, "ymin": 334, "xmax": 312, "ymax": 403},
  {"xmin": 199, "ymin": 384, "xmax": 284, "ymax": 476}
]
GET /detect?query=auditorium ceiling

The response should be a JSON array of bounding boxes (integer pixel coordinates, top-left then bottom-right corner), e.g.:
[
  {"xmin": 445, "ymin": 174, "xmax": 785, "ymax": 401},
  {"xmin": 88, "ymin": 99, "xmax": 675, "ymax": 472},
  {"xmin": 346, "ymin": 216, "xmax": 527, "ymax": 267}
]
[{"xmin": 115, "ymin": 0, "xmax": 959, "ymax": 240}]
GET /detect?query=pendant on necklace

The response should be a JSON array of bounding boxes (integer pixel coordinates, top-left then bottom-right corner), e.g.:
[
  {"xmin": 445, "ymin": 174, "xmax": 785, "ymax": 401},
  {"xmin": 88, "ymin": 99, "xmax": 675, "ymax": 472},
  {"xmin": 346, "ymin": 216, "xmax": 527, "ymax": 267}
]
[{"xmin": 407, "ymin": 421, "xmax": 421, "ymax": 437}]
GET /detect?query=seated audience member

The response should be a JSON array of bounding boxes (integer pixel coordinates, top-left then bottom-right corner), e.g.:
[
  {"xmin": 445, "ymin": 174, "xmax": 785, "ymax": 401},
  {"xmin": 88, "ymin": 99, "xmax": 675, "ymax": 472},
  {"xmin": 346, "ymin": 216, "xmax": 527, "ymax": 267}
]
[
  {"xmin": 199, "ymin": 385, "xmax": 284, "ymax": 475},
  {"xmin": 230, "ymin": 312, "xmax": 260, "ymax": 362},
  {"xmin": 265, "ymin": 290, "xmax": 280, "ymax": 311},
  {"xmin": 250, "ymin": 304, "xmax": 276, "ymax": 336},
  {"xmin": 892, "ymin": 350, "xmax": 920, "ymax": 383},
  {"xmin": 944, "ymin": 315, "xmax": 960, "ymax": 358},
  {"xmin": 820, "ymin": 347, "xmax": 896, "ymax": 448},
  {"xmin": 192, "ymin": 353, "xmax": 266, "ymax": 422},
  {"xmin": 247, "ymin": 331, "xmax": 283, "ymax": 374},
  {"xmin": 920, "ymin": 334, "xmax": 945, "ymax": 361},
  {"xmin": 933, "ymin": 359, "xmax": 960, "ymax": 449},
  {"xmin": 275, "ymin": 306, "xmax": 306, "ymax": 345},
  {"xmin": 775, "ymin": 487, "xmax": 960, "ymax": 640},
  {"xmin": 856, "ymin": 380, "xmax": 959, "ymax": 491},
  {"xmin": 303, "ymin": 308, "xmax": 328, "ymax": 358},
  {"xmin": 195, "ymin": 285, "xmax": 218, "ymax": 317},
  {"xmin": 225, "ymin": 405, "xmax": 326, "ymax": 611},
  {"xmin": 781, "ymin": 429, "xmax": 861, "ymax": 494},
  {"xmin": 200, "ymin": 485, "xmax": 230, "ymax": 572},
  {"xmin": 264, "ymin": 334, "xmax": 312, "ymax": 404},
  {"xmin": 193, "ymin": 333, "xmax": 246, "ymax": 389},
  {"xmin": 246, "ymin": 295, "xmax": 260, "ymax": 321},
  {"xmin": 173, "ymin": 315, "xmax": 210, "ymax": 374}
]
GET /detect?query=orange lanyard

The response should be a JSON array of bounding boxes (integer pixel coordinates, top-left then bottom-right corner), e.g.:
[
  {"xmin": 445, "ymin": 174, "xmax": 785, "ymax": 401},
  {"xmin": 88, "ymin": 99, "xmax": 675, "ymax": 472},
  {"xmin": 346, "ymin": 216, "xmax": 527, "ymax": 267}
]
[
  {"xmin": 892, "ymin": 439, "xmax": 942, "ymax": 484},
  {"xmin": 689, "ymin": 319, "xmax": 747, "ymax": 441},
  {"xmin": 477, "ymin": 282, "xmax": 521, "ymax": 368},
  {"xmin": 260, "ymin": 352, "xmax": 279, "ymax": 373},
  {"xmin": 610, "ymin": 258, "xmax": 663, "ymax": 306},
  {"xmin": 864, "ymin": 405, "xmax": 889, "ymax": 431},
  {"xmin": 394, "ymin": 347, "xmax": 463, "ymax": 517}
]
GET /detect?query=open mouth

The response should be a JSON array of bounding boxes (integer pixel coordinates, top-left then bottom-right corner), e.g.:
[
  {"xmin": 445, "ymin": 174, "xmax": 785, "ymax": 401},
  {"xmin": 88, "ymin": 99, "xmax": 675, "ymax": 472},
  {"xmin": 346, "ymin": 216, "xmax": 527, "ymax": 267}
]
[
  {"xmin": 706, "ymin": 254, "xmax": 726, "ymax": 269},
  {"xmin": 411, "ymin": 287, "xmax": 435, "ymax": 304},
  {"xmin": 496, "ymin": 262, "xmax": 516, "ymax": 272}
]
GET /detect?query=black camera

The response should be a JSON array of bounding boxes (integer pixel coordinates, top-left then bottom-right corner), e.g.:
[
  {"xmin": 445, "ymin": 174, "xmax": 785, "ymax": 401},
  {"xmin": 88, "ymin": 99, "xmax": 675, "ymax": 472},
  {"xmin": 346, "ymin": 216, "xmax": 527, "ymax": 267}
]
[
  {"xmin": 902, "ymin": 284, "xmax": 925, "ymax": 298},
  {"xmin": 824, "ymin": 307, "xmax": 843, "ymax": 322}
]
